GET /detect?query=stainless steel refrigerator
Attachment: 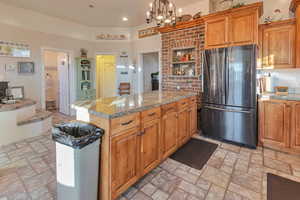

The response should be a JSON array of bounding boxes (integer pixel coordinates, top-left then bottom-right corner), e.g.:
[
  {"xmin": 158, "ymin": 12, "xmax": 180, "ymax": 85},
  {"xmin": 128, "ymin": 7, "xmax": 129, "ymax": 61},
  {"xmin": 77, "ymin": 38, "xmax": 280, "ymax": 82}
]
[{"xmin": 200, "ymin": 45, "xmax": 257, "ymax": 148}]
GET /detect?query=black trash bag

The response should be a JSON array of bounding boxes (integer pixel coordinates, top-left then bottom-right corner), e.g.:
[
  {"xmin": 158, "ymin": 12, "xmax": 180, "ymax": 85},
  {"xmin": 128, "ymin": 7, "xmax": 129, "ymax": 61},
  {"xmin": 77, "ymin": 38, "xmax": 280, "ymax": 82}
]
[{"xmin": 52, "ymin": 121, "xmax": 104, "ymax": 149}]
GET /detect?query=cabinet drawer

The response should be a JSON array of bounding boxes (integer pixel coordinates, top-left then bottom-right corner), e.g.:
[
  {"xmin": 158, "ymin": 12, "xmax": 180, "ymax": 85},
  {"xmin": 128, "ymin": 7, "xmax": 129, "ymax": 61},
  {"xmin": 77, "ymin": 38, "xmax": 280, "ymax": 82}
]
[
  {"xmin": 162, "ymin": 102, "xmax": 177, "ymax": 115},
  {"xmin": 141, "ymin": 107, "xmax": 161, "ymax": 122},
  {"xmin": 111, "ymin": 113, "xmax": 140, "ymax": 135},
  {"xmin": 178, "ymin": 98, "xmax": 189, "ymax": 111},
  {"xmin": 189, "ymin": 96, "xmax": 197, "ymax": 105}
]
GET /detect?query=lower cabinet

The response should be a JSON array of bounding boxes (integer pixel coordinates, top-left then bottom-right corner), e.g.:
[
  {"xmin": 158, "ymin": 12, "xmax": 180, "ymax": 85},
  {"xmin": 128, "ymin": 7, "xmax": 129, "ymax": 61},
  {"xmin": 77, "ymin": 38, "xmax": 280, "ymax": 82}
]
[
  {"xmin": 259, "ymin": 99, "xmax": 300, "ymax": 153},
  {"xmin": 161, "ymin": 109, "xmax": 178, "ymax": 159},
  {"xmin": 111, "ymin": 127, "xmax": 140, "ymax": 199},
  {"xmin": 110, "ymin": 97, "xmax": 198, "ymax": 199},
  {"xmin": 291, "ymin": 102, "xmax": 300, "ymax": 151},
  {"xmin": 190, "ymin": 104, "xmax": 198, "ymax": 136},
  {"xmin": 140, "ymin": 118, "xmax": 161, "ymax": 176},
  {"xmin": 178, "ymin": 108, "xmax": 189, "ymax": 146},
  {"xmin": 259, "ymin": 100, "xmax": 291, "ymax": 148}
]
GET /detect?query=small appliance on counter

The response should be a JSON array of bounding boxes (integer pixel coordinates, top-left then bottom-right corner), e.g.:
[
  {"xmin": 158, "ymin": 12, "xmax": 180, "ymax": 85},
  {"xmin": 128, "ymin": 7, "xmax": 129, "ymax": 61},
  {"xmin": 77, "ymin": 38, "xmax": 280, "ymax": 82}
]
[{"xmin": 0, "ymin": 81, "xmax": 9, "ymax": 103}]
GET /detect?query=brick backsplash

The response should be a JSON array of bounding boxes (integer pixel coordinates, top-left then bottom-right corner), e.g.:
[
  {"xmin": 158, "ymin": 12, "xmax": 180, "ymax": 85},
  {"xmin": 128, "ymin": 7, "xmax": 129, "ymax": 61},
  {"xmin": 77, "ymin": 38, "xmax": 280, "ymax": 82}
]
[{"xmin": 161, "ymin": 24, "xmax": 205, "ymax": 105}]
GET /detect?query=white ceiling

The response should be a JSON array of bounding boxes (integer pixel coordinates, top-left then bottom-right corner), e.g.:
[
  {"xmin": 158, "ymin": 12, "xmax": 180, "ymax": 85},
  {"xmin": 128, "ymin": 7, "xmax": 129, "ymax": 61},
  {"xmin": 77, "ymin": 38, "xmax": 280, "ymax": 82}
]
[{"xmin": 0, "ymin": 0, "xmax": 203, "ymax": 28}]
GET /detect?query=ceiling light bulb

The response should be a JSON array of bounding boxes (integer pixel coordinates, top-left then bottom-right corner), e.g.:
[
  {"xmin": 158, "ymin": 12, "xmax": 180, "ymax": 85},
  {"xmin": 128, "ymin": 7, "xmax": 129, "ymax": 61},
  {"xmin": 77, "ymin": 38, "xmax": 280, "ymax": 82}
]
[
  {"xmin": 169, "ymin": 3, "xmax": 173, "ymax": 8},
  {"xmin": 149, "ymin": 3, "xmax": 153, "ymax": 8},
  {"xmin": 156, "ymin": 15, "xmax": 163, "ymax": 20},
  {"xmin": 165, "ymin": 19, "xmax": 171, "ymax": 23},
  {"xmin": 178, "ymin": 8, "xmax": 183, "ymax": 14},
  {"xmin": 122, "ymin": 17, "xmax": 128, "ymax": 21}
]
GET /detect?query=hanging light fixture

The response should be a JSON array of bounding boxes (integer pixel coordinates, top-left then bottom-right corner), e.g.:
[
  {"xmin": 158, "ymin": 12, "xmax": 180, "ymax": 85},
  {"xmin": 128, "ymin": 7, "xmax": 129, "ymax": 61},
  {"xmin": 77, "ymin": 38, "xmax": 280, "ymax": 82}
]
[{"xmin": 146, "ymin": 0, "xmax": 177, "ymax": 27}]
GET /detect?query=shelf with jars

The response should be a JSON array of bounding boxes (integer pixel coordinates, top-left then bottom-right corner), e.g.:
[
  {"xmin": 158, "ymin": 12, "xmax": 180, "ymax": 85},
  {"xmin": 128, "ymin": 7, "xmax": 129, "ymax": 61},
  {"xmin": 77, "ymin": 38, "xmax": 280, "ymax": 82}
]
[{"xmin": 171, "ymin": 47, "xmax": 196, "ymax": 77}]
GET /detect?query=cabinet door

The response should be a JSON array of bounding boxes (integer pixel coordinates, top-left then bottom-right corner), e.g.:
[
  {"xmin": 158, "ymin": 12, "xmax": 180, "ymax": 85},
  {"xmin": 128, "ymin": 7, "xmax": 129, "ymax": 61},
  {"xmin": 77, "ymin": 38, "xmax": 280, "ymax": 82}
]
[
  {"xmin": 291, "ymin": 103, "xmax": 300, "ymax": 151},
  {"xmin": 259, "ymin": 101, "xmax": 291, "ymax": 149},
  {"xmin": 140, "ymin": 119, "xmax": 161, "ymax": 176},
  {"xmin": 262, "ymin": 24, "xmax": 295, "ymax": 69},
  {"xmin": 161, "ymin": 111, "xmax": 178, "ymax": 159},
  {"xmin": 111, "ymin": 128, "xmax": 140, "ymax": 197},
  {"xmin": 230, "ymin": 11, "xmax": 257, "ymax": 46},
  {"xmin": 178, "ymin": 109, "xmax": 189, "ymax": 146},
  {"xmin": 205, "ymin": 16, "xmax": 229, "ymax": 49},
  {"xmin": 190, "ymin": 104, "xmax": 198, "ymax": 137}
]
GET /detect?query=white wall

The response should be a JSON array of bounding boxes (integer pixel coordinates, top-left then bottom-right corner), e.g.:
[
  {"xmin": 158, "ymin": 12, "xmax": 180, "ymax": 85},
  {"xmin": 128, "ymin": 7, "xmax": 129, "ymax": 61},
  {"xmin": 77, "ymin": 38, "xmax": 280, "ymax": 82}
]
[{"xmin": 0, "ymin": 2, "xmax": 131, "ymax": 42}]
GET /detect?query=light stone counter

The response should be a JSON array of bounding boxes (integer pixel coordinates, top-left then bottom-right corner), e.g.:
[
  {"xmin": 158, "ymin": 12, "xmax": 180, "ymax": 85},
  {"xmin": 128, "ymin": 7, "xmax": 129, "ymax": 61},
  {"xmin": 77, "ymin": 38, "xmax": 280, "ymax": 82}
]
[{"xmin": 72, "ymin": 91, "xmax": 197, "ymax": 119}]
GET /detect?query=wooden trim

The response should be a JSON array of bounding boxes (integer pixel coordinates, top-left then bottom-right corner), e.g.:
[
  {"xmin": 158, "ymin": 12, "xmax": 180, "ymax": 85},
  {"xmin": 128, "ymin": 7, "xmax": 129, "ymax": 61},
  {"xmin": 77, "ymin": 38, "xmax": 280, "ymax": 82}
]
[
  {"xmin": 259, "ymin": 18, "xmax": 296, "ymax": 28},
  {"xmin": 290, "ymin": 0, "xmax": 300, "ymax": 12},
  {"xmin": 159, "ymin": 2, "xmax": 263, "ymax": 34},
  {"xmin": 159, "ymin": 18, "xmax": 203, "ymax": 33}
]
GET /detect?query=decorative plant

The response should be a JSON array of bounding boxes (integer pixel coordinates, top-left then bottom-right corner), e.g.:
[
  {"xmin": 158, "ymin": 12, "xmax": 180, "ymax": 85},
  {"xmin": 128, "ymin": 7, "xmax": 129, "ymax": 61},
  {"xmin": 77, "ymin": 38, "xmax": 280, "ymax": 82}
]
[{"xmin": 232, "ymin": 2, "xmax": 245, "ymax": 8}]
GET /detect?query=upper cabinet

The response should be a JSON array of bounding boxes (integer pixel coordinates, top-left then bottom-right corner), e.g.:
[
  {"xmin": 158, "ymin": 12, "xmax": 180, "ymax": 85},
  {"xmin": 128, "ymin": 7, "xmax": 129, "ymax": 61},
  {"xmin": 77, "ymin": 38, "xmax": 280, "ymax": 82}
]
[
  {"xmin": 259, "ymin": 19, "xmax": 296, "ymax": 69},
  {"xmin": 205, "ymin": 16, "xmax": 229, "ymax": 48},
  {"xmin": 204, "ymin": 2, "xmax": 262, "ymax": 49},
  {"xmin": 230, "ymin": 10, "xmax": 258, "ymax": 46},
  {"xmin": 290, "ymin": 0, "xmax": 300, "ymax": 68}
]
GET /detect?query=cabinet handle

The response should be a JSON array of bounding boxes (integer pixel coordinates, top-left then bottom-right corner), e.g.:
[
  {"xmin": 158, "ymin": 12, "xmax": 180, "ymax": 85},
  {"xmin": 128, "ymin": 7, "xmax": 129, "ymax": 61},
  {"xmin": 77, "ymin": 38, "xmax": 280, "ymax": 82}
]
[
  {"xmin": 148, "ymin": 112, "xmax": 156, "ymax": 117},
  {"xmin": 138, "ymin": 131, "xmax": 145, "ymax": 136},
  {"xmin": 121, "ymin": 120, "xmax": 133, "ymax": 126}
]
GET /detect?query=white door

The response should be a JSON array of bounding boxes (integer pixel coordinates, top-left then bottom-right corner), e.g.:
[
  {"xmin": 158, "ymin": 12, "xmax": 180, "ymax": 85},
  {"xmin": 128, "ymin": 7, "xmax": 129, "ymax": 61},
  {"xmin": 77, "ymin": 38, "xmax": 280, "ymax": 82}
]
[{"xmin": 58, "ymin": 53, "xmax": 70, "ymax": 115}]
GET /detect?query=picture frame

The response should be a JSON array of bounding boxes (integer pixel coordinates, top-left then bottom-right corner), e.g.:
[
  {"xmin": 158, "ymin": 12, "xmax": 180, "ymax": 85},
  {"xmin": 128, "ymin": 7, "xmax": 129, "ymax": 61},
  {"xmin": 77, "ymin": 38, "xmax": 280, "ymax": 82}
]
[
  {"xmin": 9, "ymin": 86, "xmax": 25, "ymax": 100},
  {"xmin": 18, "ymin": 62, "xmax": 35, "ymax": 74}
]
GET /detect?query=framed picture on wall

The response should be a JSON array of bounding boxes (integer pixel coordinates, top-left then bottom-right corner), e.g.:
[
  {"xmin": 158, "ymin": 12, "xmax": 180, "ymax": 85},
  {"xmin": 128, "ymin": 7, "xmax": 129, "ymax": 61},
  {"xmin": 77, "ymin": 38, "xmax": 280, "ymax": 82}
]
[{"xmin": 18, "ymin": 62, "xmax": 35, "ymax": 74}]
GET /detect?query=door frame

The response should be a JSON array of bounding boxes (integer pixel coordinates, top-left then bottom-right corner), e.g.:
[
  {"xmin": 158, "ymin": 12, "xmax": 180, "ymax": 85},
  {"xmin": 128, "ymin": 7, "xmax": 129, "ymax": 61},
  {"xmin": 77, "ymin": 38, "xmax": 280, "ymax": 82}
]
[
  {"xmin": 41, "ymin": 47, "xmax": 74, "ymax": 115},
  {"xmin": 138, "ymin": 50, "xmax": 162, "ymax": 93},
  {"xmin": 95, "ymin": 52, "xmax": 118, "ymax": 97}
]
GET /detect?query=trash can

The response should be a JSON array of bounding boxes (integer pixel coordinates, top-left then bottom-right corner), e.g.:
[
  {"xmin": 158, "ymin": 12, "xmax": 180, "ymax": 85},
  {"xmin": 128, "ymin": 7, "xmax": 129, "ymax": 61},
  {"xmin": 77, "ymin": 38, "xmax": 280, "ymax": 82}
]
[{"xmin": 52, "ymin": 121, "xmax": 104, "ymax": 200}]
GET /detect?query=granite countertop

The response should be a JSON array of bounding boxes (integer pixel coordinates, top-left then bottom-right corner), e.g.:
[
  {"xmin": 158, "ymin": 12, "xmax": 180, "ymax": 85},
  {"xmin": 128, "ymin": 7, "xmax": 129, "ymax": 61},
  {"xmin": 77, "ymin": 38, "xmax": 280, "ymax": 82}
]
[
  {"xmin": 259, "ymin": 93, "xmax": 300, "ymax": 101},
  {"xmin": 72, "ymin": 91, "xmax": 197, "ymax": 119},
  {"xmin": 0, "ymin": 99, "xmax": 36, "ymax": 112}
]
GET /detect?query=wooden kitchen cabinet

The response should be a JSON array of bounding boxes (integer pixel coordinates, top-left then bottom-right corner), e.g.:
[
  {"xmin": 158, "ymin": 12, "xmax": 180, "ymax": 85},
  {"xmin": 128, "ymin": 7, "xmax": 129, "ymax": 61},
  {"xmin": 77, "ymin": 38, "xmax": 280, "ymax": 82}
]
[
  {"xmin": 178, "ymin": 108, "xmax": 189, "ymax": 146},
  {"xmin": 111, "ymin": 127, "xmax": 140, "ymax": 199},
  {"xmin": 161, "ymin": 104, "xmax": 178, "ymax": 160},
  {"xmin": 205, "ymin": 16, "xmax": 229, "ymax": 48},
  {"xmin": 290, "ymin": 0, "xmax": 300, "ymax": 68},
  {"xmin": 260, "ymin": 19, "xmax": 296, "ymax": 69},
  {"xmin": 204, "ymin": 2, "xmax": 262, "ymax": 49},
  {"xmin": 189, "ymin": 103, "xmax": 198, "ymax": 137},
  {"xmin": 230, "ymin": 11, "xmax": 258, "ymax": 46},
  {"xmin": 259, "ymin": 100, "xmax": 291, "ymax": 149},
  {"xmin": 291, "ymin": 102, "xmax": 300, "ymax": 151},
  {"xmin": 140, "ymin": 118, "xmax": 161, "ymax": 176}
]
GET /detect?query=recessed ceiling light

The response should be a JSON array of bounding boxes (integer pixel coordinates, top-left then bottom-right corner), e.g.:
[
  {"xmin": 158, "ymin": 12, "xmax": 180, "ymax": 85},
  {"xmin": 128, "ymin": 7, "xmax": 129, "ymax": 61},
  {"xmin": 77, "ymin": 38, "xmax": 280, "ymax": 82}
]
[
  {"xmin": 122, "ymin": 17, "xmax": 128, "ymax": 21},
  {"xmin": 89, "ymin": 4, "xmax": 94, "ymax": 8}
]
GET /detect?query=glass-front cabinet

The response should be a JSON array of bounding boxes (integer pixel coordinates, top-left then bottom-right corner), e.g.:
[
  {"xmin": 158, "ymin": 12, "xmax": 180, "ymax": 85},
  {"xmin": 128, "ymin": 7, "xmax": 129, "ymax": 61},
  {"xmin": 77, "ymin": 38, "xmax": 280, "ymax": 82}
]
[
  {"xmin": 171, "ymin": 47, "xmax": 196, "ymax": 77},
  {"xmin": 76, "ymin": 57, "xmax": 96, "ymax": 100}
]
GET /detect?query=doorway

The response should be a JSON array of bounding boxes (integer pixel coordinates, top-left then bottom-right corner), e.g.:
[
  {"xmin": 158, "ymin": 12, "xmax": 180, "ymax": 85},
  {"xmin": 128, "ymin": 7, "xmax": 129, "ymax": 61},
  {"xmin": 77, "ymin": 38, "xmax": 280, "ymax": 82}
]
[
  {"xmin": 96, "ymin": 55, "xmax": 117, "ymax": 98},
  {"xmin": 142, "ymin": 52, "xmax": 159, "ymax": 93},
  {"xmin": 43, "ymin": 50, "xmax": 70, "ymax": 115}
]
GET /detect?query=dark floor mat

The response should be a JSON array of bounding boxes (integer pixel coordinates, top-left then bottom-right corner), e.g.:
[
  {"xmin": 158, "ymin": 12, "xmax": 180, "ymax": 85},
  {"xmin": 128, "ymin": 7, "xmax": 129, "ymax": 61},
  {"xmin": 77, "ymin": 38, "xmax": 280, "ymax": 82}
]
[
  {"xmin": 170, "ymin": 138, "xmax": 218, "ymax": 170},
  {"xmin": 267, "ymin": 173, "xmax": 300, "ymax": 200}
]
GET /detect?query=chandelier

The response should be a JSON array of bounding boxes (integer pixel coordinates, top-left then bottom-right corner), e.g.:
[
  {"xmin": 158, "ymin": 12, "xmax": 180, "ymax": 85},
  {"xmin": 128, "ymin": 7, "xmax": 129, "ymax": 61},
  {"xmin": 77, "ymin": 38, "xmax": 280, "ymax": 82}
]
[{"xmin": 146, "ymin": 0, "xmax": 177, "ymax": 27}]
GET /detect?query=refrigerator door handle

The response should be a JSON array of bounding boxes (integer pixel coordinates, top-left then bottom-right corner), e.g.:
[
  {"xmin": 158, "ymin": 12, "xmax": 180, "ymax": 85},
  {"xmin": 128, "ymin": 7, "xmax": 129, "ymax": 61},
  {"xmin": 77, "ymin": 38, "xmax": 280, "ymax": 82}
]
[{"xmin": 204, "ymin": 106, "xmax": 252, "ymax": 114}]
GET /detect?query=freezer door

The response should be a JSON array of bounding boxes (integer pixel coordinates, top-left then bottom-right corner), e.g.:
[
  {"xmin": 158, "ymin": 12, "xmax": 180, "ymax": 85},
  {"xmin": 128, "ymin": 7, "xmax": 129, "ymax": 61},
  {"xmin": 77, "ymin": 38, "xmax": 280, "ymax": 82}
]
[
  {"xmin": 226, "ymin": 45, "xmax": 257, "ymax": 108},
  {"xmin": 202, "ymin": 48, "xmax": 227, "ymax": 105},
  {"xmin": 200, "ymin": 104, "xmax": 257, "ymax": 148}
]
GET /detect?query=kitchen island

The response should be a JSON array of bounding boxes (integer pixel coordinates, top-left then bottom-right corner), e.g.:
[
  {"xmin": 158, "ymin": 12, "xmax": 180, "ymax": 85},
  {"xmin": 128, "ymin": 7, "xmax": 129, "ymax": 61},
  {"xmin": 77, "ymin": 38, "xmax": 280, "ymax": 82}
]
[{"xmin": 72, "ymin": 91, "xmax": 198, "ymax": 200}]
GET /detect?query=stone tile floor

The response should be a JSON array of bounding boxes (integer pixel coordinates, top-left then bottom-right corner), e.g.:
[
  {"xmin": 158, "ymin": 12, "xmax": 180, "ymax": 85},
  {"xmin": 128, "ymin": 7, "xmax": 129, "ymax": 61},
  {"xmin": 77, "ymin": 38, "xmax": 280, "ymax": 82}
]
[{"xmin": 1, "ymin": 112, "xmax": 300, "ymax": 200}]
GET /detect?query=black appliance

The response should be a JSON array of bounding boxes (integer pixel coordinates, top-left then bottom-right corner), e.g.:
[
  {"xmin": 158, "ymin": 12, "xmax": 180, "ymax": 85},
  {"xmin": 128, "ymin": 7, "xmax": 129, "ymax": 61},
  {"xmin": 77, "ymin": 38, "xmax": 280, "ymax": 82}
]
[
  {"xmin": 200, "ymin": 45, "xmax": 257, "ymax": 148},
  {"xmin": 151, "ymin": 72, "xmax": 159, "ymax": 91},
  {"xmin": 0, "ymin": 81, "xmax": 8, "ymax": 101}
]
